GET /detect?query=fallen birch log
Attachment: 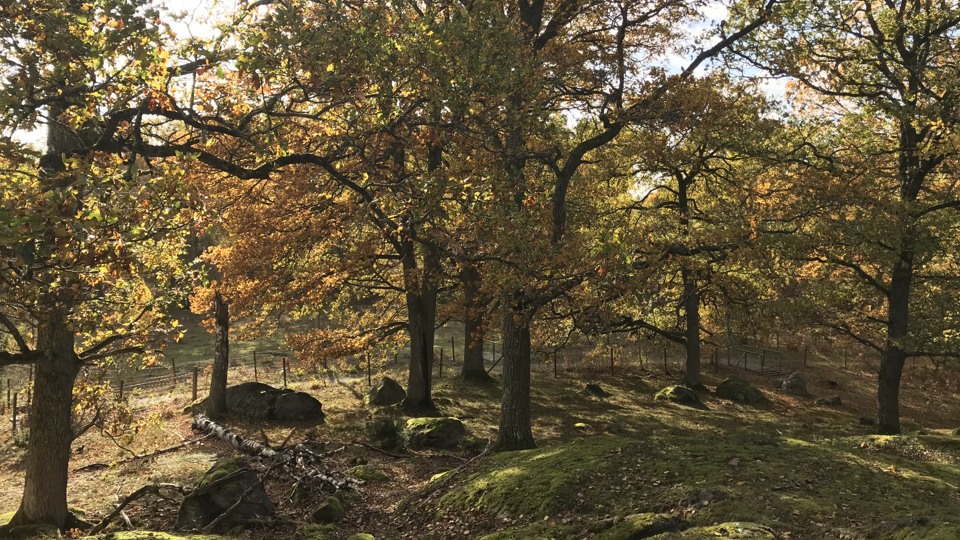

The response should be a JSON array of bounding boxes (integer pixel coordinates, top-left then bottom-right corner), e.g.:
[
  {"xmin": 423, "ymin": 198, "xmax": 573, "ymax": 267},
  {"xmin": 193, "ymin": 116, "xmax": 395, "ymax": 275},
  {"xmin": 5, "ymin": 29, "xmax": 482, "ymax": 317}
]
[{"xmin": 192, "ymin": 414, "xmax": 362, "ymax": 491}]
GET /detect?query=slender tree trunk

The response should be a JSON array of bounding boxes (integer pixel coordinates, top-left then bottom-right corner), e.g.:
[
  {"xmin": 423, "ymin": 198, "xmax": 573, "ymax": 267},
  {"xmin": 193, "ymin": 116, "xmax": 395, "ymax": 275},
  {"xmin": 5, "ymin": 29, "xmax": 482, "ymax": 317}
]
[
  {"xmin": 682, "ymin": 269, "xmax": 703, "ymax": 389},
  {"xmin": 494, "ymin": 295, "xmax": 536, "ymax": 451},
  {"xmin": 460, "ymin": 265, "xmax": 491, "ymax": 382},
  {"xmin": 877, "ymin": 253, "xmax": 913, "ymax": 434},
  {"xmin": 8, "ymin": 309, "xmax": 80, "ymax": 531},
  {"xmin": 207, "ymin": 290, "xmax": 229, "ymax": 418},
  {"xmin": 401, "ymin": 244, "xmax": 438, "ymax": 413}
]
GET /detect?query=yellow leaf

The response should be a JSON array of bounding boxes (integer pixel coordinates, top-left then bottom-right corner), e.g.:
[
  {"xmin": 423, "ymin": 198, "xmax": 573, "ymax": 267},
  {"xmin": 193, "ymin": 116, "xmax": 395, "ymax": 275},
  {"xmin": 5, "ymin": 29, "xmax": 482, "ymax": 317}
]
[{"xmin": 326, "ymin": 63, "xmax": 335, "ymax": 72}]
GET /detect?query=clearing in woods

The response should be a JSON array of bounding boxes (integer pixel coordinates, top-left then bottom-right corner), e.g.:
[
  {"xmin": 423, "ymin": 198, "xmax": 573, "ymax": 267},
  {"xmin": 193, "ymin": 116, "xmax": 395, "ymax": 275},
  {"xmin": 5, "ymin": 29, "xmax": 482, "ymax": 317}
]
[{"xmin": 1, "ymin": 329, "xmax": 960, "ymax": 540}]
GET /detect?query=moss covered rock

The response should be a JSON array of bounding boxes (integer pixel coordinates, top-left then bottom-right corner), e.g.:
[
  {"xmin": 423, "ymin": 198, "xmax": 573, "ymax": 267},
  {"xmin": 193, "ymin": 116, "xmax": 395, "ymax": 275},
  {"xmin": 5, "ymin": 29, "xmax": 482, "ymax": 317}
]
[
  {"xmin": 405, "ymin": 417, "xmax": 467, "ymax": 449},
  {"xmin": 366, "ymin": 377, "xmax": 406, "ymax": 406},
  {"xmin": 348, "ymin": 464, "xmax": 389, "ymax": 482},
  {"xmin": 439, "ymin": 436, "xmax": 639, "ymax": 517},
  {"xmin": 814, "ymin": 395, "xmax": 843, "ymax": 407},
  {"xmin": 177, "ymin": 457, "xmax": 274, "ymax": 531},
  {"xmin": 715, "ymin": 379, "xmax": 764, "ymax": 404},
  {"xmin": 654, "ymin": 386, "xmax": 705, "ymax": 408},
  {"xmin": 346, "ymin": 535, "xmax": 377, "ymax": 540},
  {"xmin": 597, "ymin": 513, "xmax": 686, "ymax": 539},
  {"xmin": 296, "ymin": 523, "xmax": 335, "ymax": 540},
  {"xmin": 650, "ymin": 522, "xmax": 775, "ymax": 539},
  {"xmin": 312, "ymin": 496, "xmax": 346, "ymax": 523}
]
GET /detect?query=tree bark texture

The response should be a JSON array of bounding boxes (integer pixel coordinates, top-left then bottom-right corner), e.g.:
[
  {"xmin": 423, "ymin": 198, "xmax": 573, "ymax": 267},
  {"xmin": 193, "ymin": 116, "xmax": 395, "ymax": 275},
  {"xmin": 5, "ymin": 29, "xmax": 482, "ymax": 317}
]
[
  {"xmin": 460, "ymin": 265, "xmax": 491, "ymax": 382},
  {"xmin": 681, "ymin": 269, "xmax": 703, "ymax": 389},
  {"xmin": 9, "ymin": 309, "xmax": 80, "ymax": 530},
  {"xmin": 401, "ymin": 242, "xmax": 438, "ymax": 413},
  {"xmin": 494, "ymin": 297, "xmax": 536, "ymax": 451},
  {"xmin": 877, "ymin": 253, "xmax": 913, "ymax": 434},
  {"xmin": 207, "ymin": 290, "xmax": 229, "ymax": 419}
]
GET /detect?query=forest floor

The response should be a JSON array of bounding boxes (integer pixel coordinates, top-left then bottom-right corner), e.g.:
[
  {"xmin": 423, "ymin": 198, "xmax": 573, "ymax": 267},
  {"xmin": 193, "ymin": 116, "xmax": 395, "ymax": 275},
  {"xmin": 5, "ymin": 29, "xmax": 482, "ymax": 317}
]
[{"xmin": 2, "ymin": 345, "xmax": 960, "ymax": 540}]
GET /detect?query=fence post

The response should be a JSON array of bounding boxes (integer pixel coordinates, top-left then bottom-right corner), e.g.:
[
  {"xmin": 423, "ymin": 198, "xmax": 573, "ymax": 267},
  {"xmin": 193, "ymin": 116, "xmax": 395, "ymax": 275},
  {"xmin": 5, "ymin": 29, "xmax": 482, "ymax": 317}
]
[
  {"xmin": 394, "ymin": 351, "xmax": 398, "ymax": 365},
  {"xmin": 6, "ymin": 379, "xmax": 10, "ymax": 408},
  {"xmin": 638, "ymin": 341, "xmax": 644, "ymax": 370},
  {"xmin": 663, "ymin": 348, "xmax": 668, "ymax": 374},
  {"xmin": 553, "ymin": 350, "xmax": 558, "ymax": 378},
  {"xmin": 27, "ymin": 364, "xmax": 33, "ymax": 406},
  {"xmin": 804, "ymin": 344, "xmax": 809, "ymax": 367},
  {"xmin": 438, "ymin": 348, "xmax": 444, "ymax": 379},
  {"xmin": 366, "ymin": 352, "xmax": 372, "ymax": 386},
  {"xmin": 761, "ymin": 353, "xmax": 766, "ymax": 373},
  {"xmin": 283, "ymin": 357, "xmax": 288, "ymax": 389},
  {"xmin": 119, "ymin": 379, "xmax": 125, "ymax": 401},
  {"xmin": 192, "ymin": 367, "xmax": 199, "ymax": 401},
  {"xmin": 171, "ymin": 358, "xmax": 177, "ymax": 386},
  {"xmin": 451, "ymin": 336, "xmax": 456, "ymax": 363},
  {"xmin": 609, "ymin": 343, "xmax": 615, "ymax": 376},
  {"xmin": 254, "ymin": 353, "xmax": 259, "ymax": 381},
  {"xmin": 492, "ymin": 340, "xmax": 496, "ymax": 363},
  {"xmin": 12, "ymin": 393, "xmax": 17, "ymax": 434}
]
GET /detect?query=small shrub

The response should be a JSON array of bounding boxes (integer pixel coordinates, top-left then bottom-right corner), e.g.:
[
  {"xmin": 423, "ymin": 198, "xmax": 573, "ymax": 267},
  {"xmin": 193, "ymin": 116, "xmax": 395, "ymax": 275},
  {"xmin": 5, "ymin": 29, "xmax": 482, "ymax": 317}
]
[
  {"xmin": 366, "ymin": 416, "xmax": 403, "ymax": 450},
  {"xmin": 12, "ymin": 427, "xmax": 29, "ymax": 448}
]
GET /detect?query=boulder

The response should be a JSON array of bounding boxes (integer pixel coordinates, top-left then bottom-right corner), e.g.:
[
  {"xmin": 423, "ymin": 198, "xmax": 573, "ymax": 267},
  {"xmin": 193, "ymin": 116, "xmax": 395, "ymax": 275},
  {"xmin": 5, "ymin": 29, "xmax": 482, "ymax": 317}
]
[
  {"xmin": 780, "ymin": 372, "xmax": 808, "ymax": 396},
  {"xmin": 225, "ymin": 382, "xmax": 324, "ymax": 422},
  {"xmin": 715, "ymin": 378, "xmax": 764, "ymax": 404},
  {"xmin": 177, "ymin": 457, "xmax": 274, "ymax": 531},
  {"xmin": 654, "ymin": 386, "xmax": 706, "ymax": 409},
  {"xmin": 815, "ymin": 395, "xmax": 843, "ymax": 407},
  {"xmin": 405, "ymin": 417, "xmax": 467, "ymax": 449},
  {"xmin": 366, "ymin": 377, "xmax": 406, "ymax": 406},
  {"xmin": 585, "ymin": 383, "xmax": 611, "ymax": 398},
  {"xmin": 348, "ymin": 464, "xmax": 389, "ymax": 482},
  {"xmin": 275, "ymin": 392, "xmax": 324, "ymax": 421},
  {"xmin": 311, "ymin": 496, "xmax": 345, "ymax": 524}
]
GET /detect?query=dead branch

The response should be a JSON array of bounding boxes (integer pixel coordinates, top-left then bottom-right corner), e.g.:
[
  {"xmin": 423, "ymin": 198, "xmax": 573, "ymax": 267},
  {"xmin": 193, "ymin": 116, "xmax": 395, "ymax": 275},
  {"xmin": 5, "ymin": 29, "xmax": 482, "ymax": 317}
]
[
  {"xmin": 74, "ymin": 434, "xmax": 211, "ymax": 473},
  {"xmin": 88, "ymin": 483, "xmax": 186, "ymax": 535}
]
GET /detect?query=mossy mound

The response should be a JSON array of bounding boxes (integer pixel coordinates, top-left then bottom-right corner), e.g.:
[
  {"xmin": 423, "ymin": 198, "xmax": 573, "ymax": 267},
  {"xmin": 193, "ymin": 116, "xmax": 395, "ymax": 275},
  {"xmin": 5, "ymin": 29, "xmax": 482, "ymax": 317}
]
[
  {"xmin": 654, "ymin": 386, "xmax": 705, "ymax": 409},
  {"xmin": 597, "ymin": 513, "xmax": 686, "ymax": 539},
  {"xmin": 715, "ymin": 379, "xmax": 763, "ymax": 404},
  {"xmin": 439, "ymin": 436, "xmax": 639, "ymax": 518},
  {"xmin": 650, "ymin": 522, "xmax": 775, "ymax": 539},
  {"xmin": 348, "ymin": 464, "xmax": 389, "ymax": 482},
  {"xmin": 312, "ymin": 496, "xmax": 346, "ymax": 523},
  {"xmin": 878, "ymin": 520, "xmax": 960, "ymax": 539},
  {"xmin": 296, "ymin": 523, "xmax": 335, "ymax": 540},
  {"xmin": 405, "ymin": 417, "xmax": 467, "ymax": 448},
  {"xmin": 346, "ymin": 535, "xmax": 377, "ymax": 540}
]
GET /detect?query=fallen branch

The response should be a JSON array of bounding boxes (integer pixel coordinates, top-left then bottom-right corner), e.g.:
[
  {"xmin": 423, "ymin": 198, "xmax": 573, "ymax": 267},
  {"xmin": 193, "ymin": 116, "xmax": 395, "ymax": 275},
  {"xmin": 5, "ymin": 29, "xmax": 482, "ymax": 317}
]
[
  {"xmin": 202, "ymin": 457, "xmax": 288, "ymax": 532},
  {"xmin": 88, "ymin": 483, "xmax": 186, "ymax": 535},
  {"xmin": 74, "ymin": 434, "xmax": 211, "ymax": 473},
  {"xmin": 192, "ymin": 414, "xmax": 362, "ymax": 491},
  {"xmin": 349, "ymin": 440, "xmax": 406, "ymax": 459}
]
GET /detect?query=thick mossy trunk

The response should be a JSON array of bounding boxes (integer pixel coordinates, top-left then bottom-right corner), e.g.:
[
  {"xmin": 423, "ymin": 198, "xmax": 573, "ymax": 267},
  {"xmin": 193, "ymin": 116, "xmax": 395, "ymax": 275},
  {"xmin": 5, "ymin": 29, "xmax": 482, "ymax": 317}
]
[
  {"xmin": 681, "ymin": 269, "xmax": 703, "ymax": 390},
  {"xmin": 494, "ymin": 297, "xmax": 536, "ymax": 451},
  {"xmin": 460, "ymin": 265, "xmax": 492, "ymax": 383},
  {"xmin": 9, "ymin": 310, "xmax": 80, "ymax": 531},
  {"xmin": 877, "ymin": 259, "xmax": 913, "ymax": 434},
  {"xmin": 207, "ymin": 290, "xmax": 229, "ymax": 419},
  {"xmin": 402, "ymin": 245, "xmax": 438, "ymax": 413}
]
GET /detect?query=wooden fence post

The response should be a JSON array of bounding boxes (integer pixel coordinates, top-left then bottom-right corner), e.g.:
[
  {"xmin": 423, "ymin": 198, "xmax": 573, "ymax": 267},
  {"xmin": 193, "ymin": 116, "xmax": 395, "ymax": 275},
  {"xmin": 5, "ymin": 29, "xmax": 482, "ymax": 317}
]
[
  {"xmin": 638, "ymin": 341, "xmax": 644, "ymax": 370},
  {"xmin": 553, "ymin": 349, "xmax": 558, "ymax": 378},
  {"xmin": 492, "ymin": 340, "xmax": 496, "ymax": 363},
  {"xmin": 438, "ymin": 348, "xmax": 444, "ymax": 379},
  {"xmin": 192, "ymin": 367, "xmax": 199, "ymax": 401},
  {"xmin": 253, "ymin": 353, "xmax": 259, "ymax": 382},
  {"xmin": 394, "ymin": 351, "xmax": 398, "ymax": 365},
  {"xmin": 12, "ymin": 393, "xmax": 17, "ymax": 434},
  {"xmin": 366, "ymin": 352, "xmax": 372, "ymax": 386},
  {"xmin": 27, "ymin": 364, "xmax": 33, "ymax": 406},
  {"xmin": 663, "ymin": 348, "xmax": 668, "ymax": 374},
  {"xmin": 451, "ymin": 336, "xmax": 456, "ymax": 364},
  {"xmin": 171, "ymin": 359, "xmax": 177, "ymax": 386},
  {"xmin": 6, "ymin": 379, "xmax": 10, "ymax": 408},
  {"xmin": 283, "ymin": 357, "xmax": 288, "ymax": 388},
  {"xmin": 119, "ymin": 379, "xmax": 125, "ymax": 401},
  {"xmin": 804, "ymin": 344, "xmax": 809, "ymax": 367}
]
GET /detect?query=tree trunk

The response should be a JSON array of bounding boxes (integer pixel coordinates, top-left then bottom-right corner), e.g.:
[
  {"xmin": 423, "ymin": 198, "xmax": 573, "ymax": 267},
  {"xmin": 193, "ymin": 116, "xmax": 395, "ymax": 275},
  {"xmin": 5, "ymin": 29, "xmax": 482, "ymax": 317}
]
[
  {"xmin": 681, "ymin": 269, "xmax": 703, "ymax": 390},
  {"xmin": 494, "ymin": 295, "xmax": 536, "ymax": 451},
  {"xmin": 460, "ymin": 265, "xmax": 491, "ymax": 382},
  {"xmin": 877, "ymin": 254, "xmax": 913, "ymax": 434},
  {"xmin": 8, "ymin": 309, "xmax": 80, "ymax": 531},
  {"xmin": 401, "ymin": 243, "xmax": 438, "ymax": 413},
  {"xmin": 207, "ymin": 290, "xmax": 229, "ymax": 419}
]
